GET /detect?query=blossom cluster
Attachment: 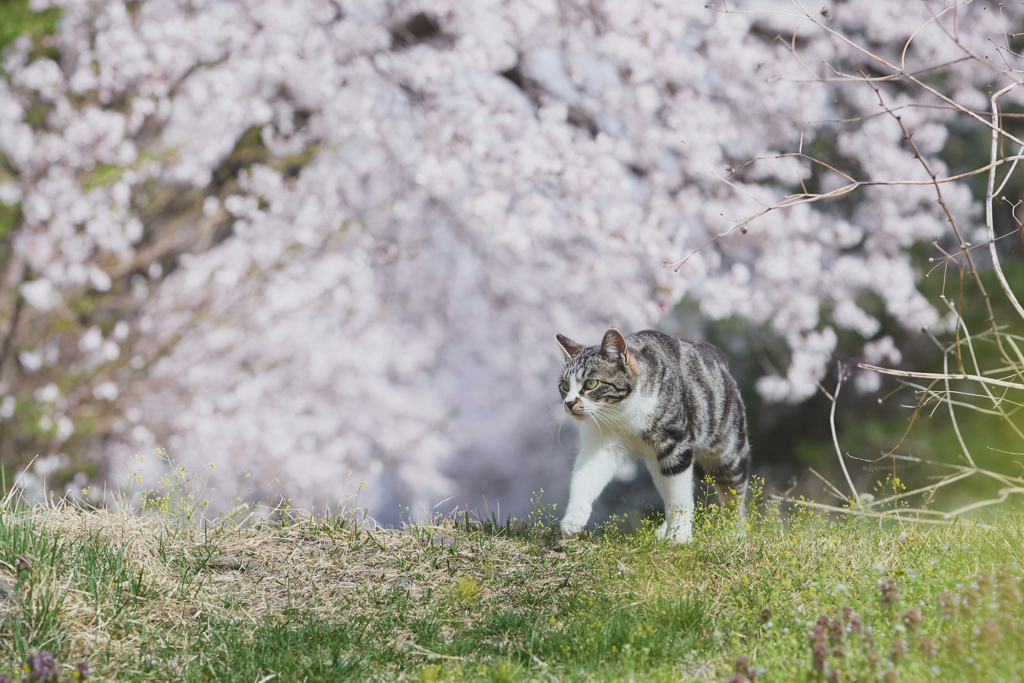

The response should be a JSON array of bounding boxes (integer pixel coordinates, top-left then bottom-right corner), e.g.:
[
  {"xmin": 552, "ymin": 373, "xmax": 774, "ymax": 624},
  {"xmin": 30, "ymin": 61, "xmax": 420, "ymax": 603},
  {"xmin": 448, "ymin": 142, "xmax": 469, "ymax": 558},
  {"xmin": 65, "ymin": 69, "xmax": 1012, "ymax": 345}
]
[{"xmin": 0, "ymin": 0, "xmax": 1017, "ymax": 511}]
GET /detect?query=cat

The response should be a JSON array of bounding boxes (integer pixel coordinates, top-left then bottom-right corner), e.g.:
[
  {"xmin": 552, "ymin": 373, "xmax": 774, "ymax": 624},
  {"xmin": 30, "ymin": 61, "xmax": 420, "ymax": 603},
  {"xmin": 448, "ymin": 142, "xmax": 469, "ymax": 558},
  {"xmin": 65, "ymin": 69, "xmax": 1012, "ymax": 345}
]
[{"xmin": 555, "ymin": 328, "xmax": 751, "ymax": 543}]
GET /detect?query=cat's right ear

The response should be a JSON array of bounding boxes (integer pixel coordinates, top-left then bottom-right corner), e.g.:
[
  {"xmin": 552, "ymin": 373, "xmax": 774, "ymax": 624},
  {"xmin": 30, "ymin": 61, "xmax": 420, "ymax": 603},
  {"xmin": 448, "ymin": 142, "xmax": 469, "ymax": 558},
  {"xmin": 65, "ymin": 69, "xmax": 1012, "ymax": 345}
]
[{"xmin": 555, "ymin": 333, "xmax": 585, "ymax": 360}]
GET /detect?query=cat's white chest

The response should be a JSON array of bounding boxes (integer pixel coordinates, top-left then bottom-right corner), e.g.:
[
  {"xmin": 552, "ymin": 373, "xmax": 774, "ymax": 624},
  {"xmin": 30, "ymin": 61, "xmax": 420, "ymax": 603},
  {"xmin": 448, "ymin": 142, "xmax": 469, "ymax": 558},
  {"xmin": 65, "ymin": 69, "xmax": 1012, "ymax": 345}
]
[
  {"xmin": 579, "ymin": 388, "xmax": 659, "ymax": 458},
  {"xmin": 613, "ymin": 386, "xmax": 660, "ymax": 437}
]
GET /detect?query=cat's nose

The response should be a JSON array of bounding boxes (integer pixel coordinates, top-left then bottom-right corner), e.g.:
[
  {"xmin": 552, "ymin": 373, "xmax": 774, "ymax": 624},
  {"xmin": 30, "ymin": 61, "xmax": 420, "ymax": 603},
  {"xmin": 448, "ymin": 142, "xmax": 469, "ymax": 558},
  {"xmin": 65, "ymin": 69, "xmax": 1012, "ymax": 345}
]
[{"xmin": 565, "ymin": 398, "xmax": 579, "ymax": 411}]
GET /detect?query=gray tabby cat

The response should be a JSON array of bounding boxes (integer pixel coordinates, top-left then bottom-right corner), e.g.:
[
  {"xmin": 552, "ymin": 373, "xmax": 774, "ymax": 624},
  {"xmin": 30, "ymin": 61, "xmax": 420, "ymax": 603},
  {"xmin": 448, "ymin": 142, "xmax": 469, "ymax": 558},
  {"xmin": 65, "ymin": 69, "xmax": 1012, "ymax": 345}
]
[{"xmin": 555, "ymin": 328, "xmax": 751, "ymax": 543}]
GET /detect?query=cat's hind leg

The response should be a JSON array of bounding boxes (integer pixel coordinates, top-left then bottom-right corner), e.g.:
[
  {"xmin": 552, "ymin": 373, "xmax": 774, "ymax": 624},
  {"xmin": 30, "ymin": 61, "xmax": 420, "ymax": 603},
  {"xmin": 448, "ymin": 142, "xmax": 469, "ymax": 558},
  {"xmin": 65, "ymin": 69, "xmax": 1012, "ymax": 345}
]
[
  {"xmin": 711, "ymin": 449, "xmax": 750, "ymax": 519},
  {"xmin": 645, "ymin": 459, "xmax": 694, "ymax": 544}
]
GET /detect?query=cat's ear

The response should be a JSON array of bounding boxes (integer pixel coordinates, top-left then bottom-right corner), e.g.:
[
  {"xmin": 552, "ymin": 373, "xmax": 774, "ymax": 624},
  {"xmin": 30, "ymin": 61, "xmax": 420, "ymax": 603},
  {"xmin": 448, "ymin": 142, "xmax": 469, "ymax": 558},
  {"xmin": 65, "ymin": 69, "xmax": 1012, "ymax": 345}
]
[
  {"xmin": 555, "ymin": 333, "xmax": 586, "ymax": 360},
  {"xmin": 600, "ymin": 328, "xmax": 640, "ymax": 376}
]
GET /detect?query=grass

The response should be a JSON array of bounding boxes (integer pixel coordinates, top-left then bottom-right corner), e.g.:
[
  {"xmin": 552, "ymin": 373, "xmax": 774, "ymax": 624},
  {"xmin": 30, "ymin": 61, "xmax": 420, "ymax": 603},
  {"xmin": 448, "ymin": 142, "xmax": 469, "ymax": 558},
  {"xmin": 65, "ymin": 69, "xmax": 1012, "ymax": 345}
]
[{"xmin": 0, "ymin": 487, "xmax": 1022, "ymax": 683}]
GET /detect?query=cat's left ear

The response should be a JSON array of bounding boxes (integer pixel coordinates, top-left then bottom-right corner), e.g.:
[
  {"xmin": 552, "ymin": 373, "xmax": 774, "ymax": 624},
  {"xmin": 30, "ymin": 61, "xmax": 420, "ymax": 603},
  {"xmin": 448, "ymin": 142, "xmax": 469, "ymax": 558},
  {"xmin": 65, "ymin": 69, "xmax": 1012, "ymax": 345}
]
[
  {"xmin": 600, "ymin": 328, "xmax": 639, "ymax": 376},
  {"xmin": 556, "ymin": 333, "xmax": 585, "ymax": 360}
]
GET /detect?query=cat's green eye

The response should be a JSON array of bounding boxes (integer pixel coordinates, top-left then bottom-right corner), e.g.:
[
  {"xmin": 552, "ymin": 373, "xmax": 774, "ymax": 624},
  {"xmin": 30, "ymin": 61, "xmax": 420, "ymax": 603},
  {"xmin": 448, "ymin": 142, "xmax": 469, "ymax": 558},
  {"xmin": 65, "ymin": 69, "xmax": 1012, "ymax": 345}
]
[
  {"xmin": 559, "ymin": 380, "xmax": 570, "ymax": 392},
  {"xmin": 583, "ymin": 378, "xmax": 598, "ymax": 390}
]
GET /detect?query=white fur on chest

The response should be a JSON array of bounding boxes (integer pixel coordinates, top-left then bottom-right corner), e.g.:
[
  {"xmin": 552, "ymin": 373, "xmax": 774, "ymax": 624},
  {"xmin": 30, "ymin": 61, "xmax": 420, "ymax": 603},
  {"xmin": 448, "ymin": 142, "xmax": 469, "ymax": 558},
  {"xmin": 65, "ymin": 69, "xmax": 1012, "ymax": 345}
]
[{"xmin": 578, "ymin": 387, "xmax": 659, "ymax": 460}]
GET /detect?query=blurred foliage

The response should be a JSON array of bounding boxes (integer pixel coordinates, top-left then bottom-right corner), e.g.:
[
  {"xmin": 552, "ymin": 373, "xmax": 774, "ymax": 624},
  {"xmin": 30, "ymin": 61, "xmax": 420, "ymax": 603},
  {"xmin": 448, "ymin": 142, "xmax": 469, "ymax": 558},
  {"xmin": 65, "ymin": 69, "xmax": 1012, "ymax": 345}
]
[{"xmin": 0, "ymin": 1, "xmax": 58, "ymax": 54}]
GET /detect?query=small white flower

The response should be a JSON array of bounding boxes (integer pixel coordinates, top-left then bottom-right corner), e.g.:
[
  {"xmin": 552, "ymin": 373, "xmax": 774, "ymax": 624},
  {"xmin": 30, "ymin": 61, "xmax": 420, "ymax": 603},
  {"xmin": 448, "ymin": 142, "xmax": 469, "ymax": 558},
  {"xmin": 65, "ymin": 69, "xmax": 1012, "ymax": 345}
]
[
  {"xmin": 89, "ymin": 268, "xmax": 112, "ymax": 292},
  {"xmin": 0, "ymin": 396, "xmax": 15, "ymax": 419},
  {"xmin": 34, "ymin": 383, "xmax": 59, "ymax": 403},
  {"xmin": 203, "ymin": 196, "xmax": 220, "ymax": 216},
  {"xmin": 20, "ymin": 279, "xmax": 58, "ymax": 311},
  {"xmin": 93, "ymin": 382, "xmax": 120, "ymax": 401},
  {"xmin": 19, "ymin": 351, "xmax": 42, "ymax": 372},
  {"xmin": 0, "ymin": 183, "xmax": 22, "ymax": 206},
  {"xmin": 56, "ymin": 415, "xmax": 74, "ymax": 441},
  {"xmin": 79, "ymin": 326, "xmax": 103, "ymax": 352}
]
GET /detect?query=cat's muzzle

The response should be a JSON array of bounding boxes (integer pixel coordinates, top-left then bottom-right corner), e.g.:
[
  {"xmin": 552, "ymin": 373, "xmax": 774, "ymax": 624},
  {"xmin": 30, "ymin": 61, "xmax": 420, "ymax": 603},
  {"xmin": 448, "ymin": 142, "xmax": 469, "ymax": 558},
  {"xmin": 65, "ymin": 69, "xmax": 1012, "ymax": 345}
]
[{"xmin": 564, "ymin": 399, "xmax": 584, "ymax": 420}]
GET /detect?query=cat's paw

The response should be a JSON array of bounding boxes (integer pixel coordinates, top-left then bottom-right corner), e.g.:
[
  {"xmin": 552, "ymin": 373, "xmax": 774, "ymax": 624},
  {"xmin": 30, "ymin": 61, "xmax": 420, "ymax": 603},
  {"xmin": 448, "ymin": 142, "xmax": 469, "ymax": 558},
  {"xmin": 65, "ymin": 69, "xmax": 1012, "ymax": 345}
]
[
  {"xmin": 732, "ymin": 517, "xmax": 748, "ymax": 539},
  {"xmin": 656, "ymin": 522, "xmax": 692, "ymax": 544},
  {"xmin": 560, "ymin": 509, "xmax": 590, "ymax": 538},
  {"xmin": 669, "ymin": 527, "xmax": 693, "ymax": 544}
]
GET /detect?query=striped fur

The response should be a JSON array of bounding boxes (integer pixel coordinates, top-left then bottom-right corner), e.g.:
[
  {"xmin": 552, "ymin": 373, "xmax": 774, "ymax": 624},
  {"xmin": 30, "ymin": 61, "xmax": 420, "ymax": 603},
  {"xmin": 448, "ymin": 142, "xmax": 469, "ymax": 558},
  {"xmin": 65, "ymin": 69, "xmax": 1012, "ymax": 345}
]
[{"xmin": 556, "ymin": 328, "xmax": 751, "ymax": 543}]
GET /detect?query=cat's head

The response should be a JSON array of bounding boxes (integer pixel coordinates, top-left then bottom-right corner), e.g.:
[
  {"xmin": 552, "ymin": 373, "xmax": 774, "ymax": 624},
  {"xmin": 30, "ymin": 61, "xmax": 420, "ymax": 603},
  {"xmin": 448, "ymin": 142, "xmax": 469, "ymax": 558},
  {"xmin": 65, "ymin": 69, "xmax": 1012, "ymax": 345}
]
[{"xmin": 555, "ymin": 328, "xmax": 640, "ymax": 420}]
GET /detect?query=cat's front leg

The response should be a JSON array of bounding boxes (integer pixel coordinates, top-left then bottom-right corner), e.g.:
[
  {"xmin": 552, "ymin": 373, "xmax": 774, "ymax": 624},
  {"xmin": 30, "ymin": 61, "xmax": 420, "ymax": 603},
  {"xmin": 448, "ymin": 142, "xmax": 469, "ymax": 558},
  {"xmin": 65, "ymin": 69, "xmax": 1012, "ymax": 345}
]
[{"xmin": 561, "ymin": 441, "xmax": 624, "ymax": 538}]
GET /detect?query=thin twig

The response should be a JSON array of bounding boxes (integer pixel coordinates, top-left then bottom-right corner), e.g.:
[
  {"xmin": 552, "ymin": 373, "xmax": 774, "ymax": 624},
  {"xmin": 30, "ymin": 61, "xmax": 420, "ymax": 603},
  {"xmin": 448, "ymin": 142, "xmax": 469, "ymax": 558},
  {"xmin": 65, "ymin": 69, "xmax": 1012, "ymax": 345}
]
[
  {"xmin": 828, "ymin": 366, "xmax": 857, "ymax": 502},
  {"xmin": 769, "ymin": 495, "xmax": 994, "ymax": 528},
  {"xmin": 859, "ymin": 364, "xmax": 1024, "ymax": 391},
  {"xmin": 987, "ymin": 82, "xmax": 1024, "ymax": 324}
]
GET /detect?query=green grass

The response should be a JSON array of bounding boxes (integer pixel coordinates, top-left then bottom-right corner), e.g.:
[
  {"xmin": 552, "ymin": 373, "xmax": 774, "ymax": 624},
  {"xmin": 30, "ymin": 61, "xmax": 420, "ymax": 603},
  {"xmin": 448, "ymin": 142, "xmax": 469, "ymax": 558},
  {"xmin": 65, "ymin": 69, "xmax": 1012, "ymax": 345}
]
[{"xmin": 1, "ymin": 493, "xmax": 1022, "ymax": 682}]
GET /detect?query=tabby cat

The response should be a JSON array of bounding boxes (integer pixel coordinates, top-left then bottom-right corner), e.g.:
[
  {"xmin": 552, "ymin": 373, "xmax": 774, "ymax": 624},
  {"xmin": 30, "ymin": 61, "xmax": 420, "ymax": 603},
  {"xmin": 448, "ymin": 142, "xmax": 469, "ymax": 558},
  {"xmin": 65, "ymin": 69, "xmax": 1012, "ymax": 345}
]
[{"xmin": 556, "ymin": 328, "xmax": 751, "ymax": 543}]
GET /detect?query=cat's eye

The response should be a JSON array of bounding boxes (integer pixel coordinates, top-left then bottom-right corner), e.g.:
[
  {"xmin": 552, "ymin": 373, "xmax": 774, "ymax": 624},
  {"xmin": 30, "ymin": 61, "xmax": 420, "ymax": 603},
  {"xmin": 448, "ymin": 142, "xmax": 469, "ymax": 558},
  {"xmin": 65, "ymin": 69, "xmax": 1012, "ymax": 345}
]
[
  {"xmin": 583, "ymin": 379, "xmax": 598, "ymax": 390},
  {"xmin": 559, "ymin": 380, "xmax": 570, "ymax": 392}
]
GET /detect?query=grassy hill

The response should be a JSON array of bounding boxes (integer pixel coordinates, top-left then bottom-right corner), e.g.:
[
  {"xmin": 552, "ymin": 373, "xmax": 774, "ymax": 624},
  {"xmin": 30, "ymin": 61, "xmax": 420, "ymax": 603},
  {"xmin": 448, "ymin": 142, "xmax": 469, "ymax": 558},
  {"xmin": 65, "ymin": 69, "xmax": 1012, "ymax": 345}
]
[{"xmin": 0, "ymin": 492, "xmax": 1022, "ymax": 682}]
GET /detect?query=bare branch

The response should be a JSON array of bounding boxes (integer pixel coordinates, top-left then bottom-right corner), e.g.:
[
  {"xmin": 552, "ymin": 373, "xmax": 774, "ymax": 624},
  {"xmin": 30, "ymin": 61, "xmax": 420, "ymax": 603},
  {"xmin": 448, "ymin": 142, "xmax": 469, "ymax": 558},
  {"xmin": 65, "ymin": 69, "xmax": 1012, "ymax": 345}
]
[
  {"xmin": 987, "ymin": 83, "xmax": 1024, "ymax": 324},
  {"xmin": 858, "ymin": 364, "xmax": 1024, "ymax": 391}
]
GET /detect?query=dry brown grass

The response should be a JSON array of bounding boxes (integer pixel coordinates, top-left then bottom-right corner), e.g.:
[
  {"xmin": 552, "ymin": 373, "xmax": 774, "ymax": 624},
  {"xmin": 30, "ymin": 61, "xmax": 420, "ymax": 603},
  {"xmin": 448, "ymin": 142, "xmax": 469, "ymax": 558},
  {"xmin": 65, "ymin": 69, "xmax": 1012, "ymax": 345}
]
[{"xmin": 2, "ymin": 501, "xmax": 590, "ymax": 674}]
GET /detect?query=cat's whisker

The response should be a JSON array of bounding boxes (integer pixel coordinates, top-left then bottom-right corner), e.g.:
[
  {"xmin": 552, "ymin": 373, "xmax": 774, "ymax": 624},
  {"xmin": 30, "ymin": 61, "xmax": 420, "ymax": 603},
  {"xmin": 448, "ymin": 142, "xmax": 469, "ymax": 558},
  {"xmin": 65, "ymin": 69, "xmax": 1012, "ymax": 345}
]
[
  {"xmin": 586, "ymin": 409, "xmax": 608, "ymax": 439},
  {"xmin": 550, "ymin": 412, "xmax": 570, "ymax": 451},
  {"xmin": 591, "ymin": 405, "xmax": 625, "ymax": 433},
  {"xmin": 588, "ymin": 409, "xmax": 611, "ymax": 434},
  {"xmin": 595, "ymin": 404, "xmax": 626, "ymax": 427}
]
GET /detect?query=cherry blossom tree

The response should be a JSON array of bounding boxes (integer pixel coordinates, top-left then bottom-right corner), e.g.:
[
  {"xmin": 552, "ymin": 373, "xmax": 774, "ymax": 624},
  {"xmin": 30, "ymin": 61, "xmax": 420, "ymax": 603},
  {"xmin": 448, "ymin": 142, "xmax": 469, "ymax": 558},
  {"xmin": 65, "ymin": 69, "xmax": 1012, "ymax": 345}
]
[{"xmin": 0, "ymin": 0, "xmax": 1019, "ymax": 516}]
